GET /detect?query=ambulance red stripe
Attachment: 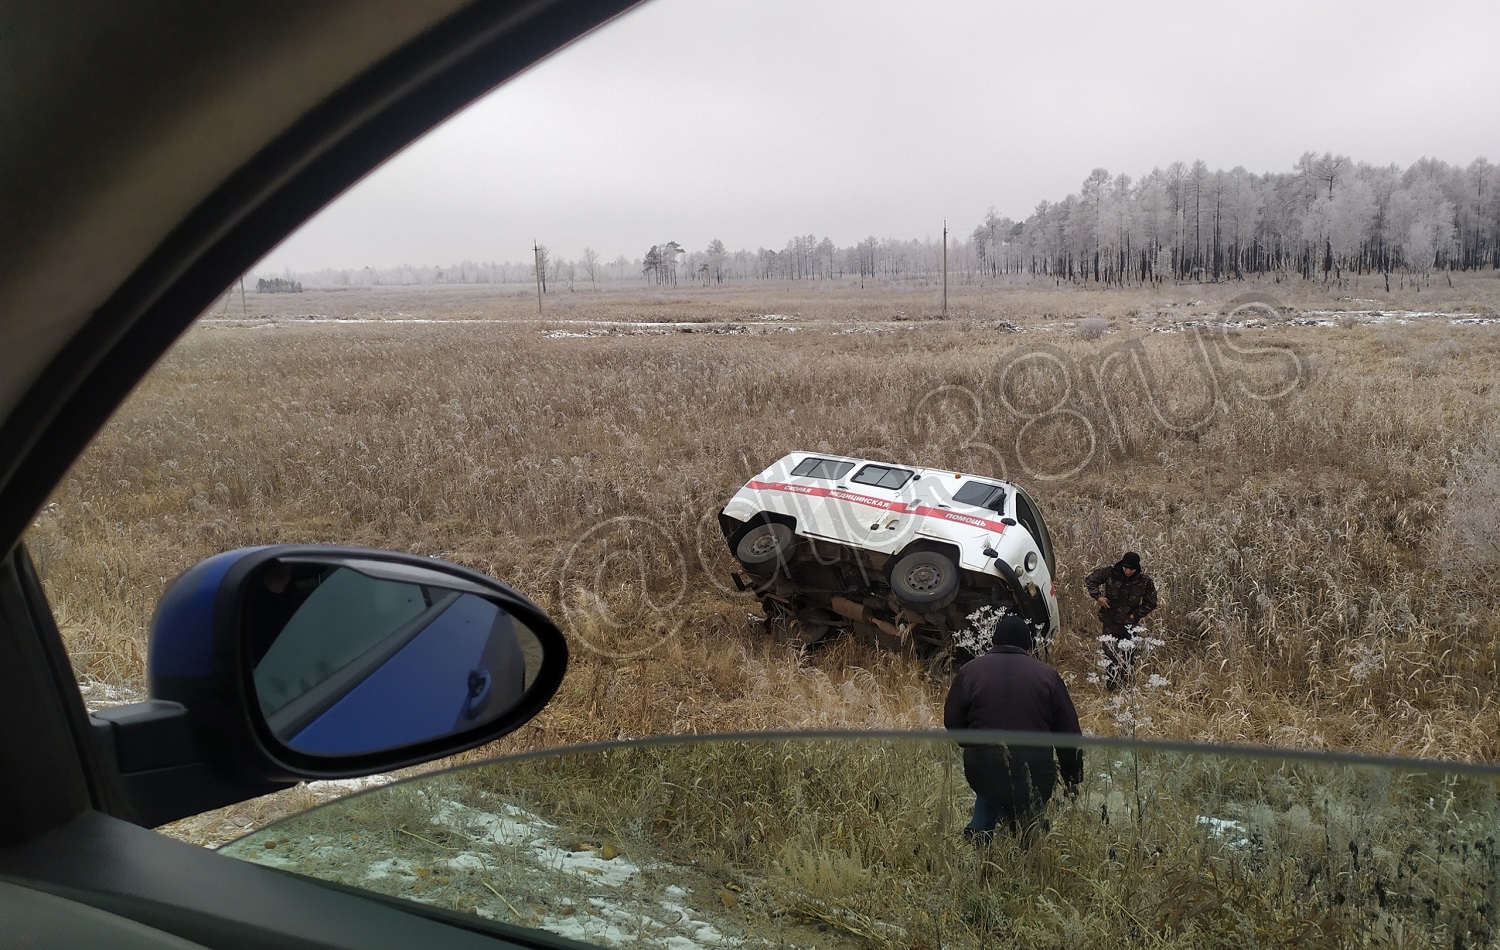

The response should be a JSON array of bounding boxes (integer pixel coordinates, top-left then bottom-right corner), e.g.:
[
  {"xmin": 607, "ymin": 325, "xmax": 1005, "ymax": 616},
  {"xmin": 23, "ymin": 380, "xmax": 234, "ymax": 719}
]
[{"xmin": 743, "ymin": 480, "xmax": 1009, "ymax": 534}]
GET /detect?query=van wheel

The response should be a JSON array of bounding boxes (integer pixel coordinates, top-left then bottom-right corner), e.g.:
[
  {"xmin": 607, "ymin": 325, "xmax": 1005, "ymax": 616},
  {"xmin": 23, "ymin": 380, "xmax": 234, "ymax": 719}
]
[
  {"xmin": 735, "ymin": 522, "xmax": 795, "ymax": 567},
  {"xmin": 890, "ymin": 551, "xmax": 959, "ymax": 606}
]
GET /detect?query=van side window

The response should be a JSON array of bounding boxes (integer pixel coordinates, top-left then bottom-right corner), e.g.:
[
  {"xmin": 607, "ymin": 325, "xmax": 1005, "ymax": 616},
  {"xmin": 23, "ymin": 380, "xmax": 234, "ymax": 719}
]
[
  {"xmin": 952, "ymin": 480, "xmax": 1006, "ymax": 512},
  {"xmin": 851, "ymin": 464, "xmax": 914, "ymax": 490},
  {"xmin": 790, "ymin": 458, "xmax": 856, "ymax": 480}
]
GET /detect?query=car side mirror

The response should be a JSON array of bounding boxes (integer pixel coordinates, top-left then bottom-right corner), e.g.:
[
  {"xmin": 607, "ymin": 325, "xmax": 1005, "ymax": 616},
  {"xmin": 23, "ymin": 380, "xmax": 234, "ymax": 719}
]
[
  {"xmin": 245, "ymin": 559, "xmax": 543, "ymax": 756},
  {"xmin": 92, "ymin": 546, "xmax": 567, "ymax": 827}
]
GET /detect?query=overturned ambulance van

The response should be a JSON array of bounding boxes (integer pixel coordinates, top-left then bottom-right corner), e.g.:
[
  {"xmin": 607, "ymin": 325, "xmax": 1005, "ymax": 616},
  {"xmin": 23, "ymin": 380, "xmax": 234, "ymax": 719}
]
[{"xmin": 720, "ymin": 452, "xmax": 1060, "ymax": 664}]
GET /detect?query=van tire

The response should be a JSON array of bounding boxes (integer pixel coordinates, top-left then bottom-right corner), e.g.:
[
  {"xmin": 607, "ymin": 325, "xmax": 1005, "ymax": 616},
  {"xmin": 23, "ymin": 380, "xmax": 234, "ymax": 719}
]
[
  {"xmin": 736, "ymin": 522, "xmax": 795, "ymax": 568},
  {"xmin": 890, "ymin": 550, "xmax": 959, "ymax": 606}
]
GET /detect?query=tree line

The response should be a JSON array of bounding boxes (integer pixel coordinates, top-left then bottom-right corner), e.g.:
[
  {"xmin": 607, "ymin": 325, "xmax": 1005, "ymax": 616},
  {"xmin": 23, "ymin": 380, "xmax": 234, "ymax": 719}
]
[
  {"xmin": 267, "ymin": 153, "xmax": 1495, "ymax": 291},
  {"xmin": 975, "ymin": 153, "xmax": 1497, "ymax": 289}
]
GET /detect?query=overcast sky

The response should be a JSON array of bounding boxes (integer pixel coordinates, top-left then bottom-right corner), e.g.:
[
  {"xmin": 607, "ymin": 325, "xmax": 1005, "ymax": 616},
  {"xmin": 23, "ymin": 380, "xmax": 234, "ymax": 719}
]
[{"xmin": 257, "ymin": 0, "xmax": 1500, "ymax": 273}]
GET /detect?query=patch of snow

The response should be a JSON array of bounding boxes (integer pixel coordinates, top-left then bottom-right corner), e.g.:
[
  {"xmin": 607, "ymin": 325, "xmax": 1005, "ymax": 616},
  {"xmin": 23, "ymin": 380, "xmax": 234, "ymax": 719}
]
[
  {"xmin": 568, "ymin": 320, "xmax": 701, "ymax": 327},
  {"xmin": 433, "ymin": 799, "xmax": 553, "ymax": 847},
  {"xmin": 306, "ymin": 774, "xmax": 394, "ymax": 798},
  {"xmin": 658, "ymin": 901, "xmax": 732, "ymax": 945},
  {"xmin": 79, "ymin": 679, "xmax": 145, "ymax": 711},
  {"xmin": 1148, "ymin": 308, "xmax": 1498, "ymax": 334},
  {"xmin": 533, "ymin": 842, "xmax": 643, "ymax": 887},
  {"xmin": 1197, "ymin": 815, "xmax": 1250, "ymax": 848},
  {"xmin": 1300, "ymin": 309, "xmax": 1451, "ymax": 320},
  {"xmin": 542, "ymin": 322, "xmax": 780, "ymax": 340},
  {"xmin": 431, "ymin": 799, "xmax": 745, "ymax": 947},
  {"xmin": 542, "ymin": 908, "xmax": 652, "ymax": 947},
  {"xmin": 366, "ymin": 856, "xmax": 419, "ymax": 881},
  {"xmin": 446, "ymin": 853, "xmax": 489, "ymax": 872},
  {"xmin": 232, "ymin": 791, "xmax": 757, "ymax": 949}
]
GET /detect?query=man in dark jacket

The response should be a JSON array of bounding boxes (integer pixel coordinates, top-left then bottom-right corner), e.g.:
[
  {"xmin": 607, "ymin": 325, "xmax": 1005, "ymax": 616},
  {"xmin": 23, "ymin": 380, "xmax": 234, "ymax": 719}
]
[
  {"xmin": 943, "ymin": 615, "xmax": 1083, "ymax": 843},
  {"xmin": 1084, "ymin": 550, "xmax": 1159, "ymax": 689}
]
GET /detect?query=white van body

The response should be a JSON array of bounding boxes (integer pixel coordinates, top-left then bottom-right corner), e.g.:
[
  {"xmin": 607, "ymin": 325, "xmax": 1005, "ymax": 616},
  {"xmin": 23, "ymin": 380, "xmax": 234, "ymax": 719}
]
[{"xmin": 719, "ymin": 452, "xmax": 1060, "ymax": 661}]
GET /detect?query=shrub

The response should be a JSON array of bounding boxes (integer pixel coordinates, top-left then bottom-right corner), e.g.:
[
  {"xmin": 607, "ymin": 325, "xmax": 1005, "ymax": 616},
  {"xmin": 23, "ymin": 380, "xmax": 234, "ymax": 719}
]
[
  {"xmin": 1076, "ymin": 315, "xmax": 1109, "ymax": 340},
  {"xmin": 1440, "ymin": 432, "xmax": 1500, "ymax": 574}
]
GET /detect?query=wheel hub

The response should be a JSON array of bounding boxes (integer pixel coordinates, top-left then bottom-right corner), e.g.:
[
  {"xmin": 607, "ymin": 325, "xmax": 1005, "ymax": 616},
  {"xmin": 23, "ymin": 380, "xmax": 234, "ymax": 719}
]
[{"xmin": 906, "ymin": 566, "xmax": 940, "ymax": 590}]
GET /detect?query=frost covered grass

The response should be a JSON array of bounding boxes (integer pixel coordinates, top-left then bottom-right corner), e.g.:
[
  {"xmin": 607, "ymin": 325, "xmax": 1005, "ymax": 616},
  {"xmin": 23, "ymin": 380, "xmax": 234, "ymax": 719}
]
[{"xmin": 24, "ymin": 278, "xmax": 1500, "ymax": 767}]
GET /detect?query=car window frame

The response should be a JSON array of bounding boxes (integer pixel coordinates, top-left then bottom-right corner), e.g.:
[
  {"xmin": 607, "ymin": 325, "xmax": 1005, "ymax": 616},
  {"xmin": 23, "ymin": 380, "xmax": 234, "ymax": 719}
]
[
  {"xmin": 850, "ymin": 464, "xmax": 915, "ymax": 491},
  {"xmin": 789, "ymin": 457, "xmax": 856, "ymax": 480},
  {"xmin": 951, "ymin": 479, "xmax": 1006, "ymax": 512}
]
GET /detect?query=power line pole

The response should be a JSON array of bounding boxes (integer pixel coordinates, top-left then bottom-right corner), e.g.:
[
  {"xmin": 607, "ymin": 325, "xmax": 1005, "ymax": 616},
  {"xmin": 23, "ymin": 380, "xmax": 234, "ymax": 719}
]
[
  {"xmin": 941, "ymin": 220, "xmax": 948, "ymax": 317},
  {"xmin": 533, "ymin": 240, "xmax": 543, "ymax": 316}
]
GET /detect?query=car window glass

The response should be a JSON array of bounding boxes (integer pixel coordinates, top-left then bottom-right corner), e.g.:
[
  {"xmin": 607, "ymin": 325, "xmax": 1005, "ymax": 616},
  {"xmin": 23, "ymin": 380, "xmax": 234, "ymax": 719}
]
[
  {"xmin": 850, "ymin": 464, "xmax": 913, "ymax": 491},
  {"xmin": 951, "ymin": 480, "xmax": 1005, "ymax": 511},
  {"xmin": 220, "ymin": 734, "xmax": 1500, "ymax": 948},
  {"xmin": 789, "ymin": 457, "xmax": 855, "ymax": 480},
  {"xmin": 252, "ymin": 567, "xmax": 430, "ymax": 716}
]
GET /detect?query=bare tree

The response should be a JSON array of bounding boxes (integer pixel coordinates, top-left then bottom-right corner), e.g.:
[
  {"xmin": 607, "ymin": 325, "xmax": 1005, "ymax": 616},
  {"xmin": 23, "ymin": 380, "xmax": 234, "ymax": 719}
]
[
  {"xmin": 1165, "ymin": 161, "xmax": 1187, "ymax": 277},
  {"xmin": 1188, "ymin": 160, "xmax": 1209, "ymax": 275},
  {"xmin": 1316, "ymin": 152, "xmax": 1348, "ymax": 198},
  {"xmin": 581, "ymin": 246, "xmax": 599, "ymax": 290},
  {"xmin": 1326, "ymin": 176, "xmax": 1376, "ymax": 284},
  {"xmin": 705, "ymin": 238, "xmax": 726, "ymax": 284},
  {"xmin": 1081, "ymin": 167, "xmax": 1110, "ymax": 282},
  {"xmin": 533, "ymin": 244, "xmax": 550, "ymax": 294}
]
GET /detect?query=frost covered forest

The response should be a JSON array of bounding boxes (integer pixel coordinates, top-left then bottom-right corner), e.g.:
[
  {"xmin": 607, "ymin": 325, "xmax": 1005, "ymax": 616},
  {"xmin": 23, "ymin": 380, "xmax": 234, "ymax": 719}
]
[{"xmin": 275, "ymin": 152, "xmax": 1498, "ymax": 291}]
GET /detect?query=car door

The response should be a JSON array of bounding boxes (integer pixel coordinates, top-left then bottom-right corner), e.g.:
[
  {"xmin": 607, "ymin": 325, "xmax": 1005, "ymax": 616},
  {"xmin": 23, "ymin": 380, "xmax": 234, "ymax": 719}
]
[
  {"xmin": 837, "ymin": 462, "xmax": 918, "ymax": 548},
  {"xmin": 908, "ymin": 473, "xmax": 1009, "ymax": 568},
  {"xmin": 0, "ymin": 1, "xmax": 638, "ymax": 946},
  {"xmin": 772, "ymin": 454, "xmax": 860, "ymax": 542},
  {"xmin": 1011, "ymin": 486, "xmax": 1059, "ymax": 628}
]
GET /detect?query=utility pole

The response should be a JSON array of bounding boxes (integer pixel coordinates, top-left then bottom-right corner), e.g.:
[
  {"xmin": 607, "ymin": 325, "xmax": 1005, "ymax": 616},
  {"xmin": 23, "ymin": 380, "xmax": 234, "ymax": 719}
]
[
  {"xmin": 941, "ymin": 220, "xmax": 948, "ymax": 317},
  {"xmin": 532, "ymin": 240, "xmax": 543, "ymax": 316}
]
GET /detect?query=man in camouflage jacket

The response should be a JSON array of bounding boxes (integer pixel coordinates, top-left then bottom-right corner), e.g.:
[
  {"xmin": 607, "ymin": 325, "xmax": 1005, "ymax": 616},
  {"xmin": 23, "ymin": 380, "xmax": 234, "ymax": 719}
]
[{"xmin": 1084, "ymin": 551, "xmax": 1158, "ymax": 689}]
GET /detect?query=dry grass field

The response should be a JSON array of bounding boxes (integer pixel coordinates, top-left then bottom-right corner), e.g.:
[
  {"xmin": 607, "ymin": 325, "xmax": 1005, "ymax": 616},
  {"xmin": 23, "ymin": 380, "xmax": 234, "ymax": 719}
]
[{"xmin": 27, "ymin": 274, "xmax": 1500, "ymax": 766}]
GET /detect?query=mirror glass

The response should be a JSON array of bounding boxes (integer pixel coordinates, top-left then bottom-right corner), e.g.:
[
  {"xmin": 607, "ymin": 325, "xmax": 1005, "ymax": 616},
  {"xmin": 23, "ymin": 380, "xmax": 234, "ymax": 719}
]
[
  {"xmin": 244, "ymin": 561, "xmax": 544, "ymax": 755},
  {"xmin": 221, "ymin": 734, "xmax": 1500, "ymax": 948}
]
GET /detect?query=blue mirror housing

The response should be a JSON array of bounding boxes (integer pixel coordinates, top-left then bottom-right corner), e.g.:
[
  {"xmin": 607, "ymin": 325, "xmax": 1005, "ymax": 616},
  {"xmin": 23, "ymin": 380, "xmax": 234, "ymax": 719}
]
[{"xmin": 142, "ymin": 546, "xmax": 567, "ymax": 786}]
